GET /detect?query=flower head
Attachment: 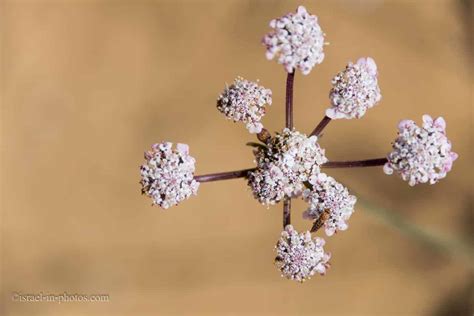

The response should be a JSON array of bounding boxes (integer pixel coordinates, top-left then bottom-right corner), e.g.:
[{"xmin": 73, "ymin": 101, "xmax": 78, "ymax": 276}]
[
  {"xmin": 384, "ymin": 115, "xmax": 458, "ymax": 186},
  {"xmin": 249, "ymin": 128, "xmax": 327, "ymax": 204},
  {"xmin": 217, "ymin": 77, "xmax": 272, "ymax": 133},
  {"xmin": 140, "ymin": 142, "xmax": 199, "ymax": 208},
  {"xmin": 275, "ymin": 225, "xmax": 330, "ymax": 282},
  {"xmin": 303, "ymin": 173, "xmax": 357, "ymax": 236},
  {"xmin": 326, "ymin": 57, "xmax": 381, "ymax": 119},
  {"xmin": 263, "ymin": 6, "xmax": 325, "ymax": 75}
]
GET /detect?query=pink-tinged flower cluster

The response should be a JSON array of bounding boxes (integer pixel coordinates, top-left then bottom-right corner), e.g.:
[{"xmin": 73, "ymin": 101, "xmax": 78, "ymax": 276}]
[
  {"xmin": 217, "ymin": 77, "xmax": 272, "ymax": 134},
  {"xmin": 302, "ymin": 173, "xmax": 357, "ymax": 236},
  {"xmin": 275, "ymin": 225, "xmax": 330, "ymax": 282},
  {"xmin": 384, "ymin": 115, "xmax": 458, "ymax": 186},
  {"xmin": 248, "ymin": 128, "xmax": 328, "ymax": 205},
  {"xmin": 326, "ymin": 57, "xmax": 381, "ymax": 119},
  {"xmin": 263, "ymin": 6, "xmax": 325, "ymax": 75},
  {"xmin": 140, "ymin": 142, "xmax": 199, "ymax": 208}
]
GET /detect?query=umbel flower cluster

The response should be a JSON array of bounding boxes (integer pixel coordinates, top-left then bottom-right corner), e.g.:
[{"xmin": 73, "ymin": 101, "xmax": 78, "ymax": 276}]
[{"xmin": 139, "ymin": 6, "xmax": 457, "ymax": 282}]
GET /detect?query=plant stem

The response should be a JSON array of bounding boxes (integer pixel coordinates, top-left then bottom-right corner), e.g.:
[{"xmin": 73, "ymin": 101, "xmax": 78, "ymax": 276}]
[
  {"xmin": 356, "ymin": 193, "xmax": 474, "ymax": 267},
  {"xmin": 194, "ymin": 168, "xmax": 256, "ymax": 183},
  {"xmin": 283, "ymin": 72, "xmax": 295, "ymax": 229},
  {"xmin": 285, "ymin": 72, "xmax": 295, "ymax": 129},
  {"xmin": 283, "ymin": 197, "xmax": 291, "ymax": 228},
  {"xmin": 322, "ymin": 158, "xmax": 388, "ymax": 168},
  {"xmin": 310, "ymin": 115, "xmax": 331, "ymax": 137}
]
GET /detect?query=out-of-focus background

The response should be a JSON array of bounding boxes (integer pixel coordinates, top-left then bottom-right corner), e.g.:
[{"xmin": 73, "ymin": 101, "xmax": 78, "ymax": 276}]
[{"xmin": 1, "ymin": 0, "xmax": 472, "ymax": 315}]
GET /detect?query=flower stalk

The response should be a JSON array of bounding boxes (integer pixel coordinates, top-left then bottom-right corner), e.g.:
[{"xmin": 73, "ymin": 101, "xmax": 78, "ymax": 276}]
[
  {"xmin": 285, "ymin": 72, "xmax": 295, "ymax": 129},
  {"xmin": 310, "ymin": 115, "xmax": 331, "ymax": 137},
  {"xmin": 322, "ymin": 158, "xmax": 388, "ymax": 168},
  {"xmin": 283, "ymin": 198, "xmax": 291, "ymax": 228},
  {"xmin": 283, "ymin": 72, "xmax": 295, "ymax": 228},
  {"xmin": 194, "ymin": 168, "xmax": 256, "ymax": 183}
]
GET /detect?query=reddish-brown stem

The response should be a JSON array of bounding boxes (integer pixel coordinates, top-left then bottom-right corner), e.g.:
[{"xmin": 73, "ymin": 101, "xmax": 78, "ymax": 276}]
[
  {"xmin": 283, "ymin": 197, "xmax": 291, "ymax": 228},
  {"xmin": 310, "ymin": 115, "xmax": 331, "ymax": 137},
  {"xmin": 322, "ymin": 158, "xmax": 388, "ymax": 168},
  {"xmin": 194, "ymin": 168, "xmax": 256, "ymax": 183},
  {"xmin": 283, "ymin": 72, "xmax": 295, "ymax": 229},
  {"xmin": 285, "ymin": 72, "xmax": 295, "ymax": 129}
]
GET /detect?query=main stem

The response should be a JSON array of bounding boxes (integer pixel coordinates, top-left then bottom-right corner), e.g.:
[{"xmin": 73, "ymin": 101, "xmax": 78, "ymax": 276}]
[
  {"xmin": 283, "ymin": 72, "xmax": 295, "ymax": 229},
  {"xmin": 194, "ymin": 168, "xmax": 256, "ymax": 183},
  {"xmin": 322, "ymin": 158, "xmax": 388, "ymax": 168},
  {"xmin": 310, "ymin": 115, "xmax": 331, "ymax": 137},
  {"xmin": 285, "ymin": 72, "xmax": 295, "ymax": 130}
]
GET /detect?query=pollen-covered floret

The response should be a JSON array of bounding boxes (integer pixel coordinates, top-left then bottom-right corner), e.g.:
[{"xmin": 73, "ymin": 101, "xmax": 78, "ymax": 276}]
[
  {"xmin": 217, "ymin": 77, "xmax": 272, "ymax": 134},
  {"xmin": 249, "ymin": 128, "xmax": 327, "ymax": 204},
  {"xmin": 384, "ymin": 115, "xmax": 458, "ymax": 186},
  {"xmin": 140, "ymin": 142, "xmax": 199, "ymax": 208},
  {"xmin": 326, "ymin": 57, "xmax": 381, "ymax": 119},
  {"xmin": 275, "ymin": 225, "xmax": 331, "ymax": 282},
  {"xmin": 263, "ymin": 6, "xmax": 325, "ymax": 75},
  {"xmin": 302, "ymin": 173, "xmax": 357, "ymax": 236}
]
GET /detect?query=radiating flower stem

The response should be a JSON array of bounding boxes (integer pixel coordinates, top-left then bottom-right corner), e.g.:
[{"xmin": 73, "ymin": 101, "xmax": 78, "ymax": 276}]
[
  {"xmin": 283, "ymin": 197, "xmax": 291, "ymax": 228},
  {"xmin": 284, "ymin": 72, "xmax": 295, "ymax": 229},
  {"xmin": 285, "ymin": 72, "xmax": 295, "ymax": 130},
  {"xmin": 322, "ymin": 158, "xmax": 388, "ymax": 168},
  {"xmin": 194, "ymin": 168, "xmax": 256, "ymax": 183},
  {"xmin": 310, "ymin": 115, "xmax": 331, "ymax": 137}
]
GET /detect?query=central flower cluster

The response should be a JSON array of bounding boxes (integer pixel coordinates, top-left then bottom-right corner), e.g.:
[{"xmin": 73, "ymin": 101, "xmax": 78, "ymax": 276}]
[{"xmin": 248, "ymin": 128, "xmax": 327, "ymax": 205}]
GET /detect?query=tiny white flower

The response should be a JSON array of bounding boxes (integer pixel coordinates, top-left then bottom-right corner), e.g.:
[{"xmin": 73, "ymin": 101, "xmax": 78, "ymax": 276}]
[
  {"xmin": 384, "ymin": 115, "xmax": 458, "ymax": 186},
  {"xmin": 217, "ymin": 77, "xmax": 272, "ymax": 134},
  {"xmin": 326, "ymin": 57, "xmax": 381, "ymax": 119},
  {"xmin": 140, "ymin": 142, "xmax": 199, "ymax": 208},
  {"xmin": 275, "ymin": 225, "xmax": 331, "ymax": 282},
  {"xmin": 263, "ymin": 6, "xmax": 325, "ymax": 75}
]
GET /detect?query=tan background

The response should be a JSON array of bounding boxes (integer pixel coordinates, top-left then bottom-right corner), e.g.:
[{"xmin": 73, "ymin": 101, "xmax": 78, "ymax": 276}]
[{"xmin": 1, "ymin": 0, "xmax": 472, "ymax": 315}]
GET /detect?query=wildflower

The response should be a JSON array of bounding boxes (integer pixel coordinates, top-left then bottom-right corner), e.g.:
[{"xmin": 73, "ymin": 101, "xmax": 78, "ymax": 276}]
[
  {"xmin": 263, "ymin": 6, "xmax": 325, "ymax": 75},
  {"xmin": 302, "ymin": 173, "xmax": 357, "ymax": 236},
  {"xmin": 249, "ymin": 128, "xmax": 327, "ymax": 204},
  {"xmin": 139, "ymin": 6, "xmax": 458, "ymax": 283},
  {"xmin": 217, "ymin": 77, "xmax": 272, "ymax": 133},
  {"xmin": 326, "ymin": 57, "xmax": 381, "ymax": 119},
  {"xmin": 384, "ymin": 115, "xmax": 458, "ymax": 186},
  {"xmin": 275, "ymin": 225, "xmax": 331, "ymax": 282},
  {"xmin": 140, "ymin": 142, "xmax": 199, "ymax": 208}
]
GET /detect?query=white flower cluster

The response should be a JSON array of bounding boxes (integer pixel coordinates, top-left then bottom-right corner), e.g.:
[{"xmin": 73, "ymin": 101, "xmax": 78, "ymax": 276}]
[
  {"xmin": 262, "ymin": 6, "xmax": 325, "ymax": 75},
  {"xmin": 326, "ymin": 57, "xmax": 381, "ymax": 119},
  {"xmin": 140, "ymin": 142, "xmax": 199, "ymax": 208},
  {"xmin": 275, "ymin": 225, "xmax": 330, "ymax": 282},
  {"xmin": 302, "ymin": 173, "xmax": 357, "ymax": 236},
  {"xmin": 248, "ymin": 128, "xmax": 328, "ymax": 205},
  {"xmin": 384, "ymin": 115, "xmax": 458, "ymax": 186},
  {"xmin": 217, "ymin": 77, "xmax": 272, "ymax": 134}
]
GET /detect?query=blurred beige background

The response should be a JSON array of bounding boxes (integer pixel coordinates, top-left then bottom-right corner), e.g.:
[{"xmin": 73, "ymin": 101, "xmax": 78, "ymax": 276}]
[{"xmin": 1, "ymin": 0, "xmax": 472, "ymax": 315}]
